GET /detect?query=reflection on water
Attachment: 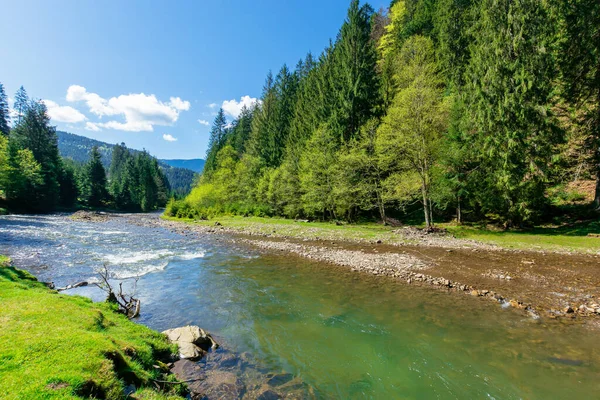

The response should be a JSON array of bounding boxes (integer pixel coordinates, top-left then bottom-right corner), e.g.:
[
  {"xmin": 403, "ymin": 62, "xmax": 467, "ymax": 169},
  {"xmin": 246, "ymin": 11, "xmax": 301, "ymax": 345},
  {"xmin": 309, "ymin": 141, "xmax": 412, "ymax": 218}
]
[{"xmin": 1, "ymin": 214, "xmax": 598, "ymax": 399}]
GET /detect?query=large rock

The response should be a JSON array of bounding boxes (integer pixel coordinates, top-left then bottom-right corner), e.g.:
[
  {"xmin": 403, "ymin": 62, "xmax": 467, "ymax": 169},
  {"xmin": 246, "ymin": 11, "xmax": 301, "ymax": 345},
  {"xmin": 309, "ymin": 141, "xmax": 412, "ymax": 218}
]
[{"xmin": 162, "ymin": 325, "xmax": 218, "ymax": 360}]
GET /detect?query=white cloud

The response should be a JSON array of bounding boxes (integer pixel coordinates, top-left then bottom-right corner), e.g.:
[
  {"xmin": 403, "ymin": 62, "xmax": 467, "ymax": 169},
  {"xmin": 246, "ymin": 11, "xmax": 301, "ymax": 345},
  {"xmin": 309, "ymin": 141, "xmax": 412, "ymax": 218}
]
[
  {"xmin": 198, "ymin": 119, "xmax": 209, "ymax": 126},
  {"xmin": 42, "ymin": 100, "xmax": 87, "ymax": 123},
  {"xmin": 162, "ymin": 134, "xmax": 177, "ymax": 142},
  {"xmin": 85, "ymin": 122, "xmax": 101, "ymax": 131},
  {"xmin": 208, "ymin": 103, "xmax": 217, "ymax": 109},
  {"xmin": 66, "ymin": 85, "xmax": 191, "ymax": 132},
  {"xmin": 221, "ymin": 95, "xmax": 259, "ymax": 118}
]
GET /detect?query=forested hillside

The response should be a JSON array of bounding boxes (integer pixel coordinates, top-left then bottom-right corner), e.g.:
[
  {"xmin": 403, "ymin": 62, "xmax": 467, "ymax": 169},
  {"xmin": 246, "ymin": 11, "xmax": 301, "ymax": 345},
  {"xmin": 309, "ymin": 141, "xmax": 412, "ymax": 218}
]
[
  {"xmin": 160, "ymin": 158, "xmax": 205, "ymax": 173},
  {"xmin": 0, "ymin": 86, "xmax": 181, "ymax": 212},
  {"xmin": 57, "ymin": 131, "xmax": 198, "ymax": 196},
  {"xmin": 168, "ymin": 0, "xmax": 599, "ymax": 228}
]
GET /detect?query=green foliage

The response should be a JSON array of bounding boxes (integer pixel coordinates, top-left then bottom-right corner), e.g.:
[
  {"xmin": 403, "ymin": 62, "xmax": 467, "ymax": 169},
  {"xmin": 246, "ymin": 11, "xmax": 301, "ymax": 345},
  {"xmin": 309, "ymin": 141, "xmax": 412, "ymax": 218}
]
[
  {"xmin": 13, "ymin": 86, "xmax": 29, "ymax": 125},
  {"xmin": 554, "ymin": 0, "xmax": 600, "ymax": 207},
  {"xmin": 5, "ymin": 101, "xmax": 62, "ymax": 211},
  {"xmin": 376, "ymin": 36, "xmax": 449, "ymax": 227},
  {"xmin": 171, "ymin": 0, "xmax": 599, "ymax": 228},
  {"xmin": 0, "ymin": 83, "xmax": 10, "ymax": 136},
  {"xmin": 463, "ymin": 0, "xmax": 561, "ymax": 225},
  {"xmin": 81, "ymin": 146, "xmax": 109, "ymax": 207}
]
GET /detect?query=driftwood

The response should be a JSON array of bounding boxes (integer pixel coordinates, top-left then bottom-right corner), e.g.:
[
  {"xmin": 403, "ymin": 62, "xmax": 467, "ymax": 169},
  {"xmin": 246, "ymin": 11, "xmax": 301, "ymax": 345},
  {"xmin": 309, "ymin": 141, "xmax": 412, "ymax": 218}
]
[
  {"xmin": 56, "ymin": 281, "xmax": 89, "ymax": 292},
  {"xmin": 94, "ymin": 265, "xmax": 141, "ymax": 319}
]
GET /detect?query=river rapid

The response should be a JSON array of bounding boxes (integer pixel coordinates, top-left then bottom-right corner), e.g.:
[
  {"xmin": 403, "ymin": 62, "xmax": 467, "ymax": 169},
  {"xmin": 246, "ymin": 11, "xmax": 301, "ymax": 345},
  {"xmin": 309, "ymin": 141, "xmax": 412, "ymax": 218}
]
[{"xmin": 0, "ymin": 213, "xmax": 598, "ymax": 399}]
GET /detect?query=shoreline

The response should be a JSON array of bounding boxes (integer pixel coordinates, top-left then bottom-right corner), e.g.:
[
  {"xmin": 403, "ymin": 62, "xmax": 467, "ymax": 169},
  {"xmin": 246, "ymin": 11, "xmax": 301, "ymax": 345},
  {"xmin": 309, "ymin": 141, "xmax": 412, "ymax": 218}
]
[{"xmin": 130, "ymin": 214, "xmax": 600, "ymax": 327}]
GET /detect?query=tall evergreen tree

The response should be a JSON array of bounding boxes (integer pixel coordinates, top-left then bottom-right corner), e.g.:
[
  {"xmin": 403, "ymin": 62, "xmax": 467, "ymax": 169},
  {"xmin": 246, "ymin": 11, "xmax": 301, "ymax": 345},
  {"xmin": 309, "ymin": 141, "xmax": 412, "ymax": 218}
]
[
  {"xmin": 330, "ymin": 0, "xmax": 381, "ymax": 142},
  {"xmin": 0, "ymin": 83, "xmax": 10, "ymax": 136},
  {"xmin": 83, "ymin": 146, "xmax": 109, "ymax": 207},
  {"xmin": 464, "ymin": 0, "xmax": 561, "ymax": 225},
  {"xmin": 13, "ymin": 86, "xmax": 29, "ymax": 125},
  {"xmin": 203, "ymin": 108, "xmax": 228, "ymax": 176},
  {"xmin": 9, "ymin": 101, "xmax": 62, "ymax": 210},
  {"xmin": 555, "ymin": 0, "xmax": 600, "ymax": 208}
]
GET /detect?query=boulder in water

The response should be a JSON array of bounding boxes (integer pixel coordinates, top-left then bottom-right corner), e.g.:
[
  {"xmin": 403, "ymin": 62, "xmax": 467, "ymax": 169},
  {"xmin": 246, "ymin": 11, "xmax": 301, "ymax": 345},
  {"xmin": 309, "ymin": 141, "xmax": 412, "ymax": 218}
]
[{"xmin": 162, "ymin": 325, "xmax": 218, "ymax": 360}]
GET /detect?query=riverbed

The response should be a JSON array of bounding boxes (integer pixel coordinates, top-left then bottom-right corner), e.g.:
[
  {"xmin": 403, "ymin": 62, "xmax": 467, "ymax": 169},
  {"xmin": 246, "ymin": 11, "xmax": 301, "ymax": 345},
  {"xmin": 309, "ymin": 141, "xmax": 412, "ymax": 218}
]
[{"xmin": 1, "ymin": 213, "xmax": 598, "ymax": 399}]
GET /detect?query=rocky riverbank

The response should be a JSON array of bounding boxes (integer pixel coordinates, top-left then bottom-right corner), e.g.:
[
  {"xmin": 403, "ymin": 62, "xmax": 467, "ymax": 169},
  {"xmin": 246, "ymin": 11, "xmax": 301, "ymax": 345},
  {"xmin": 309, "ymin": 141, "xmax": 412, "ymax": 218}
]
[{"xmin": 126, "ymin": 213, "xmax": 600, "ymax": 325}]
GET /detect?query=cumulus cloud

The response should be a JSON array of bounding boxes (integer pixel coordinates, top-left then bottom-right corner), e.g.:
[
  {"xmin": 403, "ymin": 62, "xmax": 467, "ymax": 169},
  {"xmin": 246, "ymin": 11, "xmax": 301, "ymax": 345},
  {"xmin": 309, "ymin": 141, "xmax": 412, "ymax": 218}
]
[
  {"xmin": 42, "ymin": 100, "xmax": 87, "ymax": 123},
  {"xmin": 198, "ymin": 119, "xmax": 210, "ymax": 126},
  {"xmin": 208, "ymin": 103, "xmax": 218, "ymax": 109},
  {"xmin": 66, "ymin": 85, "xmax": 191, "ymax": 132},
  {"xmin": 221, "ymin": 95, "xmax": 258, "ymax": 118},
  {"xmin": 162, "ymin": 134, "xmax": 177, "ymax": 142}
]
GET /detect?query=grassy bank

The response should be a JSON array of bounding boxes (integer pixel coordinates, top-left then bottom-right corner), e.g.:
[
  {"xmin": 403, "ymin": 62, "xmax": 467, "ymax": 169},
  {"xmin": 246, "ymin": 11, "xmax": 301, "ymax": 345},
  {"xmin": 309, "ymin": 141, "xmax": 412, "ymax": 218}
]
[
  {"xmin": 0, "ymin": 257, "xmax": 184, "ymax": 400},
  {"xmin": 163, "ymin": 215, "xmax": 600, "ymax": 253}
]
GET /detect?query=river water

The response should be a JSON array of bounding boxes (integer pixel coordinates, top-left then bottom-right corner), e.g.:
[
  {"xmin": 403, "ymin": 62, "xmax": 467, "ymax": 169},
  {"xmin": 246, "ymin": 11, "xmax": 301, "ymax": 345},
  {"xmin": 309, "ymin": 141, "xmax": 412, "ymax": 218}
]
[{"xmin": 0, "ymin": 214, "xmax": 598, "ymax": 399}]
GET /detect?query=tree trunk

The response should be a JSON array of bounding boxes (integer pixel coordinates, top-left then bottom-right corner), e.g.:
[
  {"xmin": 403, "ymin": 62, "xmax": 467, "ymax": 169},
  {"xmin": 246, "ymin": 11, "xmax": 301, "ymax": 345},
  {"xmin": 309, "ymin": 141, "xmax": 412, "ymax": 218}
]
[
  {"xmin": 422, "ymin": 183, "xmax": 431, "ymax": 228},
  {"xmin": 457, "ymin": 196, "xmax": 462, "ymax": 225},
  {"xmin": 595, "ymin": 84, "xmax": 600, "ymax": 209},
  {"xmin": 377, "ymin": 192, "xmax": 386, "ymax": 224},
  {"xmin": 595, "ymin": 157, "xmax": 600, "ymax": 209}
]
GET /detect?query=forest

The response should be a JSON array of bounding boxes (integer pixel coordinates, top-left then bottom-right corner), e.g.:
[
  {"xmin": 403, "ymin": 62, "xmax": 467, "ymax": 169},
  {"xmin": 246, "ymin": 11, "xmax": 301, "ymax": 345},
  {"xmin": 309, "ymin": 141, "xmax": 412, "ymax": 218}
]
[
  {"xmin": 167, "ymin": 0, "xmax": 600, "ymax": 228},
  {"xmin": 56, "ymin": 131, "xmax": 198, "ymax": 196},
  {"xmin": 0, "ymin": 86, "xmax": 171, "ymax": 212}
]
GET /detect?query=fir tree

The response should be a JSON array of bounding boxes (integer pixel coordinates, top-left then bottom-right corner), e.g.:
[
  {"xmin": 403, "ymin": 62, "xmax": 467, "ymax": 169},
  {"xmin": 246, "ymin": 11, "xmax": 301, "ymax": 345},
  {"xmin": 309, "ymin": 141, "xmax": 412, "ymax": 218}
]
[
  {"xmin": 555, "ymin": 0, "xmax": 600, "ymax": 208},
  {"xmin": 83, "ymin": 146, "xmax": 109, "ymax": 207},
  {"xmin": 13, "ymin": 86, "xmax": 29, "ymax": 125},
  {"xmin": 464, "ymin": 0, "xmax": 561, "ymax": 225},
  {"xmin": 0, "ymin": 83, "xmax": 10, "ymax": 136}
]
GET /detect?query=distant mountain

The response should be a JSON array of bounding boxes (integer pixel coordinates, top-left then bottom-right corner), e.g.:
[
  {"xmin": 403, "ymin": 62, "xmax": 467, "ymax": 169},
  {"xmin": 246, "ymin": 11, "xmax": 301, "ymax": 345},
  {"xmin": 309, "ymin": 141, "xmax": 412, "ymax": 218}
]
[
  {"xmin": 160, "ymin": 159, "xmax": 205, "ymax": 173},
  {"xmin": 56, "ymin": 131, "xmax": 201, "ymax": 196}
]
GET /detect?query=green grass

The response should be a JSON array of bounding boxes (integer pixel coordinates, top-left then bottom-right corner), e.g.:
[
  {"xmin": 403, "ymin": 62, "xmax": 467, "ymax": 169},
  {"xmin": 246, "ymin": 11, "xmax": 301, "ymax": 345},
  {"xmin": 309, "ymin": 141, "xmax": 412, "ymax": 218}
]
[
  {"xmin": 0, "ymin": 258, "xmax": 184, "ymax": 400},
  {"xmin": 163, "ymin": 215, "xmax": 600, "ymax": 253},
  {"xmin": 445, "ymin": 220, "xmax": 600, "ymax": 252}
]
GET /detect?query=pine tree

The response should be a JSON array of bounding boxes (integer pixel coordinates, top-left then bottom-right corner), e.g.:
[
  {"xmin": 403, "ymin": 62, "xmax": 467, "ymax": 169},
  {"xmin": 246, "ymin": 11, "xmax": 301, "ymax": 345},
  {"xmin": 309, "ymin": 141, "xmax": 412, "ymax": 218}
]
[
  {"xmin": 58, "ymin": 159, "xmax": 79, "ymax": 208},
  {"xmin": 13, "ymin": 86, "xmax": 29, "ymax": 125},
  {"xmin": 108, "ymin": 143, "xmax": 134, "ymax": 209},
  {"xmin": 464, "ymin": 0, "xmax": 561, "ymax": 225},
  {"xmin": 84, "ymin": 146, "xmax": 109, "ymax": 207},
  {"xmin": 203, "ymin": 108, "xmax": 228, "ymax": 176},
  {"xmin": 9, "ymin": 101, "xmax": 62, "ymax": 210},
  {"xmin": 433, "ymin": 0, "xmax": 474, "ymax": 87},
  {"xmin": 329, "ymin": 0, "xmax": 381, "ymax": 142},
  {"xmin": 555, "ymin": 0, "xmax": 600, "ymax": 208},
  {"xmin": 0, "ymin": 83, "xmax": 10, "ymax": 136}
]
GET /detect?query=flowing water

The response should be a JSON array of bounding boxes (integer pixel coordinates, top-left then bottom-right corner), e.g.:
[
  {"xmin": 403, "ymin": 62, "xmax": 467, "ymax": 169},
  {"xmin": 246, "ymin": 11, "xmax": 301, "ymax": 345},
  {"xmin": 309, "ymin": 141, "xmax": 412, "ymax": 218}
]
[{"xmin": 1, "ymin": 214, "xmax": 598, "ymax": 399}]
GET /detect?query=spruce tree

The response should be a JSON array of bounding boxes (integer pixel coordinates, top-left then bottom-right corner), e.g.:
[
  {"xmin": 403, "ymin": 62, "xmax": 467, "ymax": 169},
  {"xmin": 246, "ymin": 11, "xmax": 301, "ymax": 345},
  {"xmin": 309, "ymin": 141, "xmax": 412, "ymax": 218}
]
[
  {"xmin": 13, "ymin": 86, "xmax": 29, "ymax": 125},
  {"xmin": 84, "ymin": 146, "xmax": 109, "ymax": 207},
  {"xmin": 204, "ymin": 108, "xmax": 228, "ymax": 176},
  {"xmin": 464, "ymin": 0, "xmax": 560, "ymax": 225},
  {"xmin": 9, "ymin": 101, "xmax": 62, "ymax": 210},
  {"xmin": 0, "ymin": 83, "xmax": 10, "ymax": 136},
  {"xmin": 330, "ymin": 0, "xmax": 381, "ymax": 142},
  {"xmin": 555, "ymin": 0, "xmax": 600, "ymax": 208}
]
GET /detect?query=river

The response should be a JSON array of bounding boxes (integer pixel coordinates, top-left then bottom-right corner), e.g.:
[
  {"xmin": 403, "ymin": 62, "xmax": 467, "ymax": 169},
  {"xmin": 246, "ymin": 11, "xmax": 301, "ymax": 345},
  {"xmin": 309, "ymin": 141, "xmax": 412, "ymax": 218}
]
[{"xmin": 0, "ymin": 213, "xmax": 598, "ymax": 399}]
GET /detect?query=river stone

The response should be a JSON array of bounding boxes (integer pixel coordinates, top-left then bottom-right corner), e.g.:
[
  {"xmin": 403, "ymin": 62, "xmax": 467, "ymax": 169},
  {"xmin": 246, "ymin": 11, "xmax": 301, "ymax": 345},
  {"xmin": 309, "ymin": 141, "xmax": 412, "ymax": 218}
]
[
  {"xmin": 170, "ymin": 359, "xmax": 206, "ymax": 397},
  {"xmin": 194, "ymin": 370, "xmax": 245, "ymax": 399},
  {"xmin": 162, "ymin": 325, "xmax": 216, "ymax": 360}
]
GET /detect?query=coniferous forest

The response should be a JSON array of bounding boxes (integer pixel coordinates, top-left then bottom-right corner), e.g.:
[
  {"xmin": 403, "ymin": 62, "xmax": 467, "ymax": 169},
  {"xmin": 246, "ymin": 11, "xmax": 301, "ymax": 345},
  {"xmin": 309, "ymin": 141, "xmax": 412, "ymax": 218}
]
[
  {"xmin": 0, "ymin": 85, "xmax": 171, "ymax": 212},
  {"xmin": 167, "ymin": 0, "xmax": 600, "ymax": 228}
]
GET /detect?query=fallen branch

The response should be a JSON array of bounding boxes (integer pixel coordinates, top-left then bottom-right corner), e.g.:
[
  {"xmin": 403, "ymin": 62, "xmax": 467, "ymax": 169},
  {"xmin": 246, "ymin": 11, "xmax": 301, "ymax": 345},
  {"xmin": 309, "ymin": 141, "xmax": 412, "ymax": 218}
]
[{"xmin": 93, "ymin": 264, "xmax": 141, "ymax": 318}]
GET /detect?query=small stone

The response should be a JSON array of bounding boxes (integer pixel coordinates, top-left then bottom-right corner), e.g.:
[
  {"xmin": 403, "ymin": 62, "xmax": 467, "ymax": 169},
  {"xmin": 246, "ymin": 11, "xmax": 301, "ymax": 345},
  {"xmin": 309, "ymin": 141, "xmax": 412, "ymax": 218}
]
[
  {"xmin": 470, "ymin": 290, "xmax": 480, "ymax": 297},
  {"xmin": 564, "ymin": 306, "xmax": 574, "ymax": 314}
]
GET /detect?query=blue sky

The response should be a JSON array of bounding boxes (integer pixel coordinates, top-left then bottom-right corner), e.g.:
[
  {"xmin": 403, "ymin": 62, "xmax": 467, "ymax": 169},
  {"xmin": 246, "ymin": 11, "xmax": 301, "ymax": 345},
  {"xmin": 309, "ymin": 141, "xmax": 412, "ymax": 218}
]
[{"xmin": 2, "ymin": 0, "xmax": 388, "ymax": 159}]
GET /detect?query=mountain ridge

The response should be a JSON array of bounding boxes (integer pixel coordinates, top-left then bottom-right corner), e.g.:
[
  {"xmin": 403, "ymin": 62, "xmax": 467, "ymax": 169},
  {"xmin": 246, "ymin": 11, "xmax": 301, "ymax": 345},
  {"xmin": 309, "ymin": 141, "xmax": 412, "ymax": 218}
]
[{"xmin": 56, "ymin": 131, "xmax": 202, "ymax": 196}]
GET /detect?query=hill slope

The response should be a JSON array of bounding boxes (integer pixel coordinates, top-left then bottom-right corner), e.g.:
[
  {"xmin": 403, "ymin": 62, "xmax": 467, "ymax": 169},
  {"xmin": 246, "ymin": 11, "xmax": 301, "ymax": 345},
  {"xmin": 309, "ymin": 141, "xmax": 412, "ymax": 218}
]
[
  {"xmin": 56, "ymin": 131, "xmax": 200, "ymax": 196},
  {"xmin": 160, "ymin": 159, "xmax": 205, "ymax": 173}
]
